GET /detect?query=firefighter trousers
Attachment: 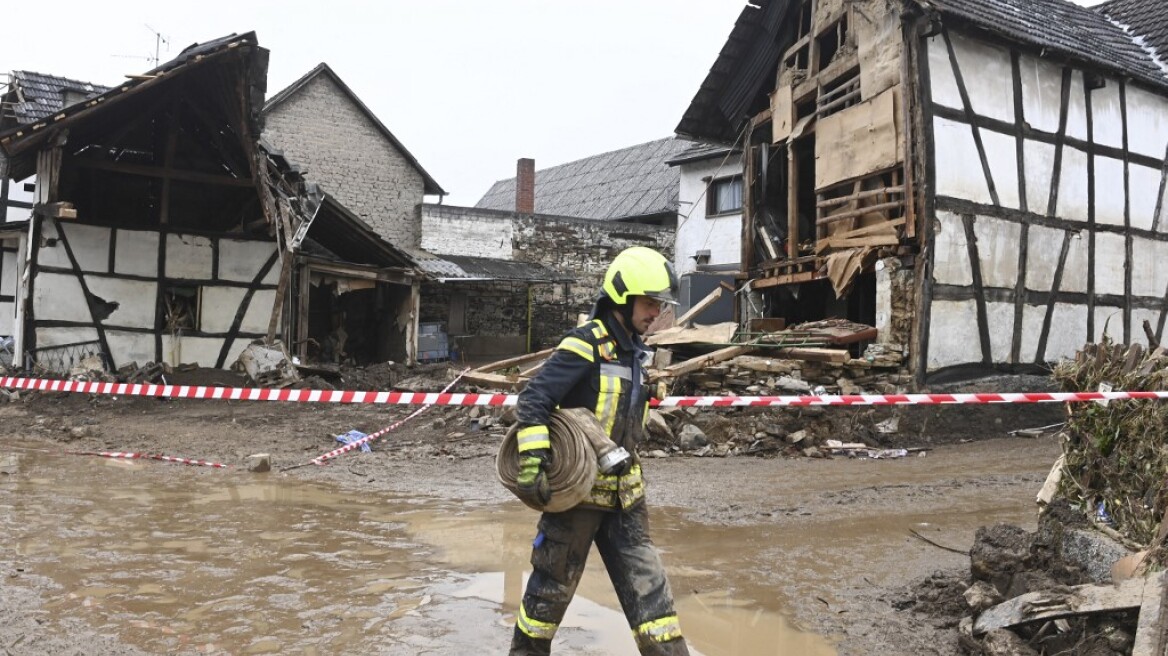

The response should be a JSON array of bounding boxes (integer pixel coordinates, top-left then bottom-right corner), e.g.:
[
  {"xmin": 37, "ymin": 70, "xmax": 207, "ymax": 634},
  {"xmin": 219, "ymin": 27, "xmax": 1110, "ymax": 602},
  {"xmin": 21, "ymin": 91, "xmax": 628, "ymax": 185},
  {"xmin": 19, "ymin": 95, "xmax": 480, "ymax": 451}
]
[{"xmin": 509, "ymin": 503, "xmax": 689, "ymax": 655}]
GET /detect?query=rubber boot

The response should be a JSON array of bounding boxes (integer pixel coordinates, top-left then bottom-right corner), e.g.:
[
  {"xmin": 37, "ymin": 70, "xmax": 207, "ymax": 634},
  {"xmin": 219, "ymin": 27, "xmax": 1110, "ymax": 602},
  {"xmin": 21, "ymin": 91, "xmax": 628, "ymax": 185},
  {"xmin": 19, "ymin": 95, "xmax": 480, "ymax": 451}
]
[{"xmin": 509, "ymin": 626, "xmax": 552, "ymax": 656}]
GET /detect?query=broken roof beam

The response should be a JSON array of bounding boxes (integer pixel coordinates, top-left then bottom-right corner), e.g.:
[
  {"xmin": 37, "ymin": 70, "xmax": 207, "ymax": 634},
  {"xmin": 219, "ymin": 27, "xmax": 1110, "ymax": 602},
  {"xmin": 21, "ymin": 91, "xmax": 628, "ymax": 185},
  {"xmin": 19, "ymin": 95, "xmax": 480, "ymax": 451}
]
[
  {"xmin": 674, "ymin": 286, "xmax": 725, "ymax": 329},
  {"xmin": 652, "ymin": 345, "xmax": 754, "ymax": 381}
]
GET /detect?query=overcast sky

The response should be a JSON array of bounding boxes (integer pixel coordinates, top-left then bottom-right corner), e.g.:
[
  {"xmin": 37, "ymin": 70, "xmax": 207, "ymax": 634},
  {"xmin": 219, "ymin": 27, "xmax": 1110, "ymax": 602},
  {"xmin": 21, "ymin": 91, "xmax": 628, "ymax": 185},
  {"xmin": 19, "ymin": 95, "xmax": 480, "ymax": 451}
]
[{"xmin": 1, "ymin": 0, "xmax": 1101, "ymax": 207}]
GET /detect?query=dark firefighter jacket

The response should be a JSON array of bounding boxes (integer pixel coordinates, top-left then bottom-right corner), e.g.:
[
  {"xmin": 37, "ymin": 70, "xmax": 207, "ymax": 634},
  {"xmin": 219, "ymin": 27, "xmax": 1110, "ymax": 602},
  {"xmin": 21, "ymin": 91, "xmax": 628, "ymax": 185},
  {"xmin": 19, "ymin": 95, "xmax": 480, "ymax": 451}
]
[{"xmin": 514, "ymin": 310, "xmax": 652, "ymax": 510}]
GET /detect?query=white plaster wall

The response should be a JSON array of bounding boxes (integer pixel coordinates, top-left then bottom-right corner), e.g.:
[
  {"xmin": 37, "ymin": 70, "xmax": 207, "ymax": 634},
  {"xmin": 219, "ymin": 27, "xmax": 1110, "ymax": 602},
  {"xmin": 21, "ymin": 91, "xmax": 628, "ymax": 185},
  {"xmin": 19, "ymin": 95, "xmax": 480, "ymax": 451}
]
[
  {"xmin": 1061, "ymin": 232, "xmax": 1090, "ymax": 294},
  {"xmin": 933, "ymin": 116, "xmax": 992, "ymax": 203},
  {"xmin": 1094, "ymin": 155, "xmax": 1127, "ymax": 227},
  {"xmin": 113, "ymin": 229, "xmax": 159, "ymax": 277},
  {"xmin": 676, "ymin": 155, "xmax": 743, "ymax": 275},
  {"xmin": 165, "ymin": 233, "xmax": 214, "ymax": 280},
  {"xmin": 1090, "ymin": 83, "xmax": 1124, "ymax": 150},
  {"xmin": 1019, "ymin": 53, "xmax": 1064, "ymax": 134},
  {"xmin": 200, "ymin": 287, "xmax": 274, "ymax": 334},
  {"xmin": 926, "ymin": 35, "xmax": 962, "ymax": 110},
  {"xmin": 85, "ymin": 277, "xmax": 157, "ymax": 327},
  {"xmin": 38, "ymin": 221, "xmax": 111, "ymax": 273},
  {"xmin": 0, "ymin": 304, "xmax": 12, "ymax": 335},
  {"xmin": 420, "ymin": 207, "xmax": 513, "ymax": 259},
  {"xmin": 932, "ymin": 210, "xmax": 972, "ymax": 286},
  {"xmin": 1, "ymin": 250, "xmax": 16, "ymax": 297},
  {"xmin": 1066, "ymin": 72, "xmax": 1088, "ymax": 142},
  {"xmin": 982, "ymin": 130, "xmax": 1021, "ymax": 209},
  {"xmin": 33, "ymin": 272, "xmax": 88, "ymax": 322},
  {"xmin": 946, "ymin": 32, "xmax": 1015, "ymax": 124},
  {"xmin": 219, "ymin": 239, "xmax": 278, "ymax": 284},
  {"xmin": 986, "ymin": 301, "xmax": 1014, "ymax": 362},
  {"xmin": 1130, "ymin": 164, "xmax": 1162, "ymax": 232},
  {"xmin": 1094, "ymin": 306, "xmax": 1125, "ymax": 340},
  {"xmin": 1094, "ymin": 232, "xmax": 1127, "ymax": 297},
  {"xmin": 105, "ymin": 330, "xmax": 157, "ymax": 367},
  {"xmin": 1023, "ymin": 140, "xmax": 1056, "ymax": 213},
  {"xmin": 34, "ymin": 327, "xmax": 99, "ymax": 348},
  {"xmin": 974, "ymin": 217, "xmax": 1021, "ymax": 289},
  {"xmin": 1055, "ymin": 146, "xmax": 1090, "ymax": 223},
  {"xmin": 1044, "ymin": 303, "xmax": 1089, "ymax": 363},
  {"xmin": 1025, "ymin": 224, "xmax": 1064, "ymax": 291},
  {"xmin": 1018, "ymin": 304, "xmax": 1051, "ymax": 363},
  {"xmin": 162, "ymin": 335, "xmax": 246, "ymax": 368},
  {"xmin": 1125, "ymin": 86, "xmax": 1168, "ymax": 160},
  {"xmin": 927, "ymin": 300, "xmax": 981, "ymax": 369},
  {"xmin": 1131, "ymin": 238, "xmax": 1168, "ymax": 298}
]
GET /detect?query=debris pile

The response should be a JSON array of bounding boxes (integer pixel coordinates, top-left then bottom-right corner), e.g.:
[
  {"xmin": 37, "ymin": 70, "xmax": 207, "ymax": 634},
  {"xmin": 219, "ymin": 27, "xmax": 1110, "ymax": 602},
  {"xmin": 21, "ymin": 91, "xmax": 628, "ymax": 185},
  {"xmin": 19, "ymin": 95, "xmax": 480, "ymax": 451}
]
[{"xmin": 952, "ymin": 338, "xmax": 1168, "ymax": 655}]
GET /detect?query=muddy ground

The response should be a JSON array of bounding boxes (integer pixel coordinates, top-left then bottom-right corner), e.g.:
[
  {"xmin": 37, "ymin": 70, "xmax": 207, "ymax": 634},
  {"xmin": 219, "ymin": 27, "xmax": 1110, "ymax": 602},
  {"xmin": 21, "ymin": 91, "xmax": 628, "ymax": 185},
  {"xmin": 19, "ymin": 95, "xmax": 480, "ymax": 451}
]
[{"xmin": 0, "ymin": 365, "xmax": 1068, "ymax": 655}]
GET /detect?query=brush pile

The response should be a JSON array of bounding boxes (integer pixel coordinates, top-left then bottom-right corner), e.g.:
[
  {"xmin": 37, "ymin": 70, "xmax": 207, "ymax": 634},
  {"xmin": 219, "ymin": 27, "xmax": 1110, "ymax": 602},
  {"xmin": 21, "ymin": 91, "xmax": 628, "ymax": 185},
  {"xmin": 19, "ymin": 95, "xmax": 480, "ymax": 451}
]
[{"xmin": 1052, "ymin": 338, "xmax": 1168, "ymax": 560}]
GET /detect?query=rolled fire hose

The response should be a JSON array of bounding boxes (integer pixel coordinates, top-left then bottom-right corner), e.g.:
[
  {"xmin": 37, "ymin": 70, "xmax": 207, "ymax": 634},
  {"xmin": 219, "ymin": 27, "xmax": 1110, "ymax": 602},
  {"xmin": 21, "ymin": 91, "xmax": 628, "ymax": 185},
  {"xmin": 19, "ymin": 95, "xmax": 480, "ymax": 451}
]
[{"xmin": 496, "ymin": 408, "xmax": 629, "ymax": 513}]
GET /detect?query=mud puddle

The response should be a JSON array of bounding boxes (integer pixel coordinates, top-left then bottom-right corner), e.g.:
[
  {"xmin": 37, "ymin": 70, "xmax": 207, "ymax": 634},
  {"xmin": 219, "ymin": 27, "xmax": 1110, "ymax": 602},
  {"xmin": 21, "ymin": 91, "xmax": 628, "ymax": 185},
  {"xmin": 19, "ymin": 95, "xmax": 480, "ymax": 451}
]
[{"xmin": 0, "ymin": 452, "xmax": 833, "ymax": 655}]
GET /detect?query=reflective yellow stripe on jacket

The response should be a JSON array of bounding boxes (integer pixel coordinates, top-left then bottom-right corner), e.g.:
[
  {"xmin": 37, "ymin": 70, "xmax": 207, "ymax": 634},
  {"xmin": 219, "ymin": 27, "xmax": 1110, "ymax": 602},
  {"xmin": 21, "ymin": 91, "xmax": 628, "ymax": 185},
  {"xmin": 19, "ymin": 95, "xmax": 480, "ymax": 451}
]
[
  {"xmin": 516, "ymin": 425, "xmax": 550, "ymax": 453},
  {"xmin": 634, "ymin": 614, "xmax": 683, "ymax": 645},
  {"xmin": 517, "ymin": 602, "xmax": 558, "ymax": 640},
  {"xmin": 556, "ymin": 335, "xmax": 594, "ymax": 362}
]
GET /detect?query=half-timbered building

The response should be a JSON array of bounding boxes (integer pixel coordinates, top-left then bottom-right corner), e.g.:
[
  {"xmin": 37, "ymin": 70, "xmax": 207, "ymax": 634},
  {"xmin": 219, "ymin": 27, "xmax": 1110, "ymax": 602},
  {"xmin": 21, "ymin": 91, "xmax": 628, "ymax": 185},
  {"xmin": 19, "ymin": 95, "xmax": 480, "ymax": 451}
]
[{"xmin": 678, "ymin": 0, "xmax": 1168, "ymax": 382}]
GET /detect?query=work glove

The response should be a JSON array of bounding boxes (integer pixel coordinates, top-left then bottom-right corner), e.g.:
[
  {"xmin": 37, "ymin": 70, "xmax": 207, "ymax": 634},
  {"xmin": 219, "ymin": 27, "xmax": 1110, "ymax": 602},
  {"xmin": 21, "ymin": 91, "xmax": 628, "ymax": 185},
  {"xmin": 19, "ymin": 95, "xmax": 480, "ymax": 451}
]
[{"xmin": 516, "ymin": 449, "xmax": 553, "ymax": 507}]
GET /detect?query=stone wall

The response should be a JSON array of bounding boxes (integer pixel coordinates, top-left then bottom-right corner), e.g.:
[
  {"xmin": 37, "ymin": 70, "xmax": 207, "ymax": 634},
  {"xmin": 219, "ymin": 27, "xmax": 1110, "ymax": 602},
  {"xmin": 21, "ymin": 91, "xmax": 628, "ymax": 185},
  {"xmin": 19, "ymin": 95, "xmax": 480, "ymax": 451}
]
[
  {"xmin": 263, "ymin": 73, "xmax": 426, "ymax": 248},
  {"xmin": 419, "ymin": 204, "xmax": 674, "ymax": 351}
]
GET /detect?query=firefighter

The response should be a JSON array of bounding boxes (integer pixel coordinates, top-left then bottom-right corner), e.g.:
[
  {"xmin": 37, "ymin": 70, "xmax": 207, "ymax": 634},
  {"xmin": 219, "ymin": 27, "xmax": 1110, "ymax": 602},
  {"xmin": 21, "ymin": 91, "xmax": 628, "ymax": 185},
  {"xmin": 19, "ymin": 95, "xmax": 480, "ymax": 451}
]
[{"xmin": 509, "ymin": 246, "xmax": 690, "ymax": 655}]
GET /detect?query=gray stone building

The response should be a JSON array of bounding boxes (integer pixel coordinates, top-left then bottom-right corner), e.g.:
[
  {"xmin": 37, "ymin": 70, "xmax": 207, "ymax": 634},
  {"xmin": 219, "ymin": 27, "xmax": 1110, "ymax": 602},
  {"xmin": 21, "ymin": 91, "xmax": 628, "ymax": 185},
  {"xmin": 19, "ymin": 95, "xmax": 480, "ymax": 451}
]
[{"xmin": 262, "ymin": 63, "xmax": 445, "ymax": 248}]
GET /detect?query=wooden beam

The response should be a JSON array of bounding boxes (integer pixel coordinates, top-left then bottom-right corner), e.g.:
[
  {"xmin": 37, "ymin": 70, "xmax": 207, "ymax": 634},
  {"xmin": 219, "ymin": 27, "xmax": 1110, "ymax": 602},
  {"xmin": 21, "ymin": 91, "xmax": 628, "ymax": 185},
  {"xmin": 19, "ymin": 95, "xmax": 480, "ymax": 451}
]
[
  {"xmin": 463, "ymin": 370, "xmax": 527, "ymax": 391},
  {"xmin": 817, "ymin": 200, "xmax": 904, "ymax": 225},
  {"xmin": 974, "ymin": 577, "xmax": 1146, "ymax": 636},
  {"xmin": 72, "ymin": 158, "xmax": 254, "ymax": 187},
  {"xmin": 817, "ymin": 186, "xmax": 905, "ymax": 208},
  {"xmin": 472, "ymin": 348, "xmax": 555, "ymax": 373},
  {"xmin": 654, "ymin": 345, "xmax": 754, "ymax": 380},
  {"xmin": 751, "ymin": 270, "xmax": 825, "ymax": 289},
  {"xmin": 675, "ymin": 287, "xmax": 724, "ymax": 328},
  {"xmin": 770, "ymin": 347, "xmax": 849, "ymax": 363}
]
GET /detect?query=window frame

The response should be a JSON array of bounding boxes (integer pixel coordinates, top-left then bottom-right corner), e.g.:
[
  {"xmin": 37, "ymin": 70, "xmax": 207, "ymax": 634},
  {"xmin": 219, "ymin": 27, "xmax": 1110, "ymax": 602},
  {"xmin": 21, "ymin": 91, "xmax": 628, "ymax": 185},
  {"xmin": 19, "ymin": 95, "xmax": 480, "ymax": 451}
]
[{"xmin": 706, "ymin": 175, "xmax": 744, "ymax": 217}]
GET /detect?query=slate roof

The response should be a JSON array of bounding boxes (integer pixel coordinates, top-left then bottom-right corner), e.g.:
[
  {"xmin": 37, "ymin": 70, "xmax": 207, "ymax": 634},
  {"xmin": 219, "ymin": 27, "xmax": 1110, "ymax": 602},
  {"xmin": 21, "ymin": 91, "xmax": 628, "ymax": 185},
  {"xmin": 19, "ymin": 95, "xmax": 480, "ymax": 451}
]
[
  {"xmin": 1096, "ymin": 0, "xmax": 1168, "ymax": 70},
  {"xmin": 474, "ymin": 138, "xmax": 693, "ymax": 221},
  {"xmin": 3, "ymin": 71, "xmax": 110, "ymax": 126},
  {"xmin": 405, "ymin": 248, "xmax": 568, "ymax": 283},
  {"xmin": 264, "ymin": 63, "xmax": 445, "ymax": 196},
  {"xmin": 928, "ymin": 0, "xmax": 1168, "ymax": 90},
  {"xmin": 666, "ymin": 141, "xmax": 740, "ymax": 167}
]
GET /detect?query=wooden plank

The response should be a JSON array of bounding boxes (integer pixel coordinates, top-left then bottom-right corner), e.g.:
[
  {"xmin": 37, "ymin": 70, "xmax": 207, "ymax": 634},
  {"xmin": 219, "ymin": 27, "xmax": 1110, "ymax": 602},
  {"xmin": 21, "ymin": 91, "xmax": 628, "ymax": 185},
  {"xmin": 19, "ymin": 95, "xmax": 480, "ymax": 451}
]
[
  {"xmin": 675, "ymin": 287, "xmax": 723, "ymax": 328},
  {"xmin": 771, "ymin": 347, "xmax": 849, "ymax": 363},
  {"xmin": 973, "ymin": 577, "xmax": 1146, "ymax": 635},
  {"xmin": 817, "ymin": 186, "xmax": 905, "ymax": 208},
  {"xmin": 462, "ymin": 371, "xmax": 526, "ymax": 391},
  {"xmin": 472, "ymin": 348, "xmax": 554, "ymax": 374},
  {"xmin": 656, "ymin": 345, "xmax": 754, "ymax": 379},
  {"xmin": 752, "ymin": 270, "xmax": 824, "ymax": 290},
  {"xmin": 817, "ymin": 200, "xmax": 904, "ymax": 225},
  {"xmin": 815, "ymin": 87, "xmax": 900, "ymax": 189},
  {"xmin": 817, "ymin": 235, "xmax": 900, "ymax": 250},
  {"xmin": 1133, "ymin": 572, "xmax": 1168, "ymax": 656}
]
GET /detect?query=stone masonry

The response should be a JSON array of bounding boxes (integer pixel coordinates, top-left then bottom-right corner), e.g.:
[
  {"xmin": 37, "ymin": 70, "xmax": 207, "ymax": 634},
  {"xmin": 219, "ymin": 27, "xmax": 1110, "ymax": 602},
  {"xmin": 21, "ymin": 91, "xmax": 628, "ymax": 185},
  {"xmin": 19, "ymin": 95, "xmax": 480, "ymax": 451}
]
[
  {"xmin": 420, "ymin": 204, "xmax": 673, "ymax": 350},
  {"xmin": 263, "ymin": 74, "xmax": 425, "ymax": 248}
]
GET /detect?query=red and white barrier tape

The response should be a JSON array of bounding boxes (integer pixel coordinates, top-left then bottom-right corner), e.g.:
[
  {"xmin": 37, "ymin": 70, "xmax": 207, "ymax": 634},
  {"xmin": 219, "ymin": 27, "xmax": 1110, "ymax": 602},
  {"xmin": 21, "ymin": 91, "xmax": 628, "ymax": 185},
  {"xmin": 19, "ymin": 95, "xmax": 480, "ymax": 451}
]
[
  {"xmin": 3, "ymin": 376, "xmax": 1167, "ymax": 407},
  {"xmin": 305, "ymin": 369, "xmax": 468, "ymax": 467}
]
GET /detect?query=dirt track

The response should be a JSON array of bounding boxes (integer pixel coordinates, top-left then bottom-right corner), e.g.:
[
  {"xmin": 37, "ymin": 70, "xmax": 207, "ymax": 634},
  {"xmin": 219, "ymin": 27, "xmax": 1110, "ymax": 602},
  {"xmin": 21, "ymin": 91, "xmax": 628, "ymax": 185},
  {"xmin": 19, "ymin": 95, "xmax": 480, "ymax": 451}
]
[{"xmin": 0, "ymin": 382, "xmax": 1063, "ymax": 655}]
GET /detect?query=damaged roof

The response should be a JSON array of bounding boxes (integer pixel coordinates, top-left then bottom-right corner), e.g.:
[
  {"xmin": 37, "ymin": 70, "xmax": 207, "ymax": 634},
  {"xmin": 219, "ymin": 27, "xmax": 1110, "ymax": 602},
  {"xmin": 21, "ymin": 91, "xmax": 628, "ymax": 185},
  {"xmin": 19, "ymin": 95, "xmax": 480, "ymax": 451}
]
[
  {"xmin": 406, "ymin": 248, "xmax": 568, "ymax": 283},
  {"xmin": 2, "ymin": 71, "xmax": 110, "ymax": 127},
  {"xmin": 927, "ymin": 0, "xmax": 1168, "ymax": 90},
  {"xmin": 666, "ymin": 141, "xmax": 741, "ymax": 167},
  {"xmin": 0, "ymin": 32, "xmax": 266, "ymax": 181},
  {"xmin": 1095, "ymin": 0, "xmax": 1168, "ymax": 68},
  {"xmin": 474, "ymin": 137, "xmax": 693, "ymax": 222},
  {"xmin": 677, "ymin": 0, "xmax": 1168, "ymax": 144},
  {"xmin": 304, "ymin": 194, "xmax": 416, "ymax": 269},
  {"xmin": 264, "ymin": 63, "xmax": 445, "ymax": 196}
]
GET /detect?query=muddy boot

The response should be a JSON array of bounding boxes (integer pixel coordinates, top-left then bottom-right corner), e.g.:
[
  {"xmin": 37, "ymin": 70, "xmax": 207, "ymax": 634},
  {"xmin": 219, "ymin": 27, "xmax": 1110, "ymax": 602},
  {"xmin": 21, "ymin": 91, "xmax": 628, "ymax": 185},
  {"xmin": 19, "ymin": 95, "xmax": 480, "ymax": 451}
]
[{"xmin": 509, "ymin": 626, "xmax": 552, "ymax": 655}]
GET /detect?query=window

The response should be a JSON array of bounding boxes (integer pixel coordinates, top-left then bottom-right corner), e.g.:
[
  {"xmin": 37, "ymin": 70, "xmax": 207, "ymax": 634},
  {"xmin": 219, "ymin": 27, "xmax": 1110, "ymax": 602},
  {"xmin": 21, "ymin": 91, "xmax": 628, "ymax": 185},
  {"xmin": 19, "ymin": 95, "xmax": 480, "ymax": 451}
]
[{"xmin": 707, "ymin": 176, "xmax": 743, "ymax": 216}]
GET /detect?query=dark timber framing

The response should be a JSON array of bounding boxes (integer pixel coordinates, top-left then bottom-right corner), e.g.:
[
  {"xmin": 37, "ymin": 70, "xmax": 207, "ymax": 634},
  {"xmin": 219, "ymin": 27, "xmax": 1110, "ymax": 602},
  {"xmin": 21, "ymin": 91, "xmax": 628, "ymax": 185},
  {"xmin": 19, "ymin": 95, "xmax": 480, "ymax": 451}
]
[
  {"xmin": 942, "ymin": 27, "xmax": 1000, "ymax": 208},
  {"xmin": 961, "ymin": 213, "xmax": 993, "ymax": 364},
  {"xmin": 1010, "ymin": 51, "xmax": 1028, "ymax": 363}
]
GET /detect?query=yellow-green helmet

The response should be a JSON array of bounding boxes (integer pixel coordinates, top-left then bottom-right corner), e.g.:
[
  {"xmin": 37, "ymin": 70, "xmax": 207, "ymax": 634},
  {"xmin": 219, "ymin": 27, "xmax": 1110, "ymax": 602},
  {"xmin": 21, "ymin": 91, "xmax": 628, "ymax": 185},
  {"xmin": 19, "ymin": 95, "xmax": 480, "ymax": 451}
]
[{"xmin": 601, "ymin": 247, "xmax": 679, "ymax": 306}]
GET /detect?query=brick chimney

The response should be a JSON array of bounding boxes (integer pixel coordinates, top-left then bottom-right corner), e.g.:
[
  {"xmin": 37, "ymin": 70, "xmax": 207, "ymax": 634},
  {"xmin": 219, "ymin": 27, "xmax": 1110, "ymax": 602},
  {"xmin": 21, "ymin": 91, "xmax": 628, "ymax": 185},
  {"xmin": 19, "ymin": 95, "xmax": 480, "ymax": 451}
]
[{"xmin": 516, "ymin": 158, "xmax": 535, "ymax": 214}]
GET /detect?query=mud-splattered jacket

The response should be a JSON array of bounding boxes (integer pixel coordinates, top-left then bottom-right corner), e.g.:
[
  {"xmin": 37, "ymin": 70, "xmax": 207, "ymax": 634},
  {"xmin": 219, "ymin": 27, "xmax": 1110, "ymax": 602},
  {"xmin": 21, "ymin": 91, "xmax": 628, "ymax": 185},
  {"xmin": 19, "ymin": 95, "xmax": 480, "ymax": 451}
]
[{"xmin": 514, "ymin": 311, "xmax": 651, "ymax": 511}]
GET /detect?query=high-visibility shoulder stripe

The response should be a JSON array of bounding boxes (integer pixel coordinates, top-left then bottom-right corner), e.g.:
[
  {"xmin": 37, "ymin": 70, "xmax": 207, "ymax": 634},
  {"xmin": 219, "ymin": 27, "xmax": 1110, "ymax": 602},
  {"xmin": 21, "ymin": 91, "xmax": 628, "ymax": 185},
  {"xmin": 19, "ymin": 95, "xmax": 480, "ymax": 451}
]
[
  {"xmin": 588, "ymin": 319, "xmax": 609, "ymax": 340},
  {"xmin": 516, "ymin": 425, "xmax": 550, "ymax": 452},
  {"xmin": 556, "ymin": 336, "xmax": 594, "ymax": 362},
  {"xmin": 517, "ymin": 602, "xmax": 558, "ymax": 641}
]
